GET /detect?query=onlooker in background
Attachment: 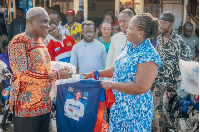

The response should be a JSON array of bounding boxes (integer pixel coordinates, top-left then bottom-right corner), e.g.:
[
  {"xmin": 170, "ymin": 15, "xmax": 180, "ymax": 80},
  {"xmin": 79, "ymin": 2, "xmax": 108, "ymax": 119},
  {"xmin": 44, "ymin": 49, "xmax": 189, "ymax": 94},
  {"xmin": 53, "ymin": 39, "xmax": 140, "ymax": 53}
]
[
  {"xmin": 47, "ymin": 7, "xmax": 54, "ymax": 15},
  {"xmin": 75, "ymin": 10, "xmax": 84, "ymax": 24},
  {"xmin": 8, "ymin": 8, "xmax": 26, "ymax": 42},
  {"xmin": 0, "ymin": 40, "xmax": 12, "ymax": 88},
  {"xmin": 96, "ymin": 21, "xmax": 112, "ymax": 53},
  {"xmin": 44, "ymin": 11, "xmax": 70, "ymax": 45},
  {"xmin": 180, "ymin": 22, "xmax": 199, "ymax": 61},
  {"xmin": 49, "ymin": 11, "xmax": 70, "ymax": 35},
  {"xmin": 106, "ymin": 9, "xmax": 134, "ymax": 69},
  {"xmin": 70, "ymin": 21, "xmax": 107, "ymax": 79},
  {"xmin": 151, "ymin": 12, "xmax": 191, "ymax": 132},
  {"xmin": 0, "ymin": 24, "xmax": 7, "ymax": 53},
  {"xmin": 53, "ymin": 5, "xmax": 67, "ymax": 26},
  {"xmin": 64, "ymin": 9, "xmax": 82, "ymax": 43},
  {"xmin": 94, "ymin": 13, "xmax": 114, "ymax": 38},
  {"xmin": 47, "ymin": 21, "xmax": 75, "ymax": 63}
]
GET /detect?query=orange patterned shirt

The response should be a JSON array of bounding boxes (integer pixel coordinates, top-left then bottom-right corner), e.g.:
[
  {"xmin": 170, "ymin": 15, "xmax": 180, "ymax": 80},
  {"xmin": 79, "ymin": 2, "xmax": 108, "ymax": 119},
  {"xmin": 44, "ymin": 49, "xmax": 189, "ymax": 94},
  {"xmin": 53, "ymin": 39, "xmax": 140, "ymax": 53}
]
[{"xmin": 8, "ymin": 33, "xmax": 59, "ymax": 117}]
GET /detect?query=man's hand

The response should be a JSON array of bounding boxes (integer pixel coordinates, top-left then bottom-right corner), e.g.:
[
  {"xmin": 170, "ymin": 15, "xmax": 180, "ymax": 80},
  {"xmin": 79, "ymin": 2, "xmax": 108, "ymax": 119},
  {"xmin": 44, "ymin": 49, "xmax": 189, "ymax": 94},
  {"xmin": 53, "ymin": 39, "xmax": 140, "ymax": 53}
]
[
  {"xmin": 58, "ymin": 66, "xmax": 72, "ymax": 79},
  {"xmin": 82, "ymin": 73, "xmax": 93, "ymax": 79}
]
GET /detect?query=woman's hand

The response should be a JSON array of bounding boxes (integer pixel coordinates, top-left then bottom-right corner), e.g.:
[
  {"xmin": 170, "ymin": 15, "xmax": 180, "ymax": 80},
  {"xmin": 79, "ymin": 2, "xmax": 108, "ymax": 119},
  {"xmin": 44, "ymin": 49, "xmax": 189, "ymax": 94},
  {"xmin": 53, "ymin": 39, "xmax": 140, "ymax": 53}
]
[
  {"xmin": 58, "ymin": 66, "xmax": 72, "ymax": 79},
  {"xmin": 100, "ymin": 81, "xmax": 112, "ymax": 90},
  {"xmin": 82, "ymin": 73, "xmax": 93, "ymax": 79}
]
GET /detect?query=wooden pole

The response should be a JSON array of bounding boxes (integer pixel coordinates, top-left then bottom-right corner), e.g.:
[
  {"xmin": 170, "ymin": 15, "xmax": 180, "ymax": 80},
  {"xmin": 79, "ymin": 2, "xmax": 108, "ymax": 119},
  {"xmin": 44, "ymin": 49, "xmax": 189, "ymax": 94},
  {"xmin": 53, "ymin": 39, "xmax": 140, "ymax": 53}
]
[{"xmin": 13, "ymin": 0, "xmax": 16, "ymax": 19}]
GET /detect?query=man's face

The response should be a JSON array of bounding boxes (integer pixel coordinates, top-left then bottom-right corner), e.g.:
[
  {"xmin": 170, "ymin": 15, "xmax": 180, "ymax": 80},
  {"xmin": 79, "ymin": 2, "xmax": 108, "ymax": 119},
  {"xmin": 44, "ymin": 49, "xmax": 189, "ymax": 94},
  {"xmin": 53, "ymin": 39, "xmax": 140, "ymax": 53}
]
[
  {"xmin": 103, "ymin": 15, "xmax": 113, "ymax": 23},
  {"xmin": 66, "ymin": 14, "xmax": 75, "ymax": 23},
  {"xmin": 74, "ymin": 92, "xmax": 81, "ymax": 100},
  {"xmin": 183, "ymin": 26, "xmax": 193, "ymax": 37},
  {"xmin": 16, "ymin": 10, "xmax": 24, "ymax": 19},
  {"xmin": 47, "ymin": 8, "xmax": 53, "ymax": 15},
  {"xmin": 49, "ymin": 14, "xmax": 60, "ymax": 26},
  {"xmin": 76, "ymin": 11, "xmax": 83, "ymax": 21},
  {"xmin": 48, "ymin": 23, "xmax": 59, "ymax": 38},
  {"xmin": 118, "ymin": 13, "xmax": 132, "ymax": 33},
  {"xmin": 29, "ymin": 13, "xmax": 50, "ymax": 38},
  {"xmin": 82, "ymin": 25, "xmax": 94, "ymax": 43},
  {"xmin": 159, "ymin": 20, "xmax": 171, "ymax": 34}
]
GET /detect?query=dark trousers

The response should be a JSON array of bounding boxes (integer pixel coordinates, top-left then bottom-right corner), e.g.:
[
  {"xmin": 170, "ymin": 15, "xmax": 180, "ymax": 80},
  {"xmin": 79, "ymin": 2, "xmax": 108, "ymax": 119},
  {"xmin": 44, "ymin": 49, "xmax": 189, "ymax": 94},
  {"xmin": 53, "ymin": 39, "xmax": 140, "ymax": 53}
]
[{"xmin": 13, "ymin": 112, "xmax": 50, "ymax": 132}]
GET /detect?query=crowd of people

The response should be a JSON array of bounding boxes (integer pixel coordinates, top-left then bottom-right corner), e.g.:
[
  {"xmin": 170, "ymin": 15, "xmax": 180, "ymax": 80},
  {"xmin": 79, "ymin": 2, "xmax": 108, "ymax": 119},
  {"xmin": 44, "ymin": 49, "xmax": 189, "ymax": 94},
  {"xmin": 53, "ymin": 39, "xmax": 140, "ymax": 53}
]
[{"xmin": 0, "ymin": 3, "xmax": 199, "ymax": 132}]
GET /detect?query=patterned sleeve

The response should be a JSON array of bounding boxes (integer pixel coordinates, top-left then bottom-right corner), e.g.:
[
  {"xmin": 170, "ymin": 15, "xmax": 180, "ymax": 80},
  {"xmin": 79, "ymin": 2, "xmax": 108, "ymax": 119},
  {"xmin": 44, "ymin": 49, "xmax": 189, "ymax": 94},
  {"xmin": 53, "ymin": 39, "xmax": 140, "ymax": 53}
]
[
  {"xmin": 8, "ymin": 41, "xmax": 59, "ymax": 84},
  {"xmin": 138, "ymin": 51, "xmax": 162, "ymax": 68},
  {"xmin": 179, "ymin": 39, "xmax": 191, "ymax": 61}
]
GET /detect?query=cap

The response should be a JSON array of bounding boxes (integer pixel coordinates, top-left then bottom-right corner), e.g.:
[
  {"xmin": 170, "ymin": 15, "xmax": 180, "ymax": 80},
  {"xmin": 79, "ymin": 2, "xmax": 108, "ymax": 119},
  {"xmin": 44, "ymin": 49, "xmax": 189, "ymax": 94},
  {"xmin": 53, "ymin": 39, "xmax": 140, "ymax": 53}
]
[
  {"xmin": 160, "ymin": 12, "xmax": 175, "ymax": 23},
  {"xmin": 66, "ymin": 9, "xmax": 75, "ymax": 15}
]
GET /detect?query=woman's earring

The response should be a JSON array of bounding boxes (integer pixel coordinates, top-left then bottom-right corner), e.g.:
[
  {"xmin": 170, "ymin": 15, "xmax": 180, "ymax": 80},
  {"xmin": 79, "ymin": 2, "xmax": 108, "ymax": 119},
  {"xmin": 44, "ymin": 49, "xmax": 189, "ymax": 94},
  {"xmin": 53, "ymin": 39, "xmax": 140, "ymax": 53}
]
[{"xmin": 139, "ymin": 35, "xmax": 141, "ymax": 37}]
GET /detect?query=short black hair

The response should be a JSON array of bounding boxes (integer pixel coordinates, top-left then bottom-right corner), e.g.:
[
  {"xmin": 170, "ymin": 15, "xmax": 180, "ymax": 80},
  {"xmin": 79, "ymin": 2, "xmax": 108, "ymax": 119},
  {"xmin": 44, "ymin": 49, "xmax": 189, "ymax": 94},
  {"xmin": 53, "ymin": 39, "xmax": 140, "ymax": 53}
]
[
  {"xmin": 184, "ymin": 22, "xmax": 193, "ymax": 28},
  {"xmin": 53, "ymin": 5, "xmax": 60, "ymax": 11},
  {"xmin": 17, "ymin": 8, "xmax": 24, "ymax": 13},
  {"xmin": 50, "ymin": 11, "xmax": 60, "ymax": 18},
  {"xmin": 48, "ymin": 7, "xmax": 54, "ymax": 10},
  {"xmin": 103, "ymin": 13, "xmax": 114, "ymax": 24},
  {"xmin": 120, "ymin": 9, "xmax": 134, "ymax": 18},
  {"xmin": 49, "ymin": 20, "xmax": 57, "ymax": 26},
  {"xmin": 82, "ymin": 21, "xmax": 95, "ymax": 29}
]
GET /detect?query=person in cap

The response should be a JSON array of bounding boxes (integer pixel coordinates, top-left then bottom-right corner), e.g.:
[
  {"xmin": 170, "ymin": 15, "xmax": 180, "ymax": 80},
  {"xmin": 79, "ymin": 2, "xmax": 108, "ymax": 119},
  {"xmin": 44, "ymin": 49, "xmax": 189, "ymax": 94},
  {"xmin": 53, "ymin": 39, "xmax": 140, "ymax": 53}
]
[
  {"xmin": 64, "ymin": 9, "xmax": 82, "ymax": 43},
  {"xmin": 8, "ymin": 7, "xmax": 72, "ymax": 132},
  {"xmin": 151, "ymin": 12, "xmax": 191, "ymax": 132}
]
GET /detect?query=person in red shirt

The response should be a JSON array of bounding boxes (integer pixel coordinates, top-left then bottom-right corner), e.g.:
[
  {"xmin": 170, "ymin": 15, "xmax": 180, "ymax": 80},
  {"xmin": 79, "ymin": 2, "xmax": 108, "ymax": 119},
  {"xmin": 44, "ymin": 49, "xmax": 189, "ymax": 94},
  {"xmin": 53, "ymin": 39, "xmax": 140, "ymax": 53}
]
[{"xmin": 47, "ymin": 20, "xmax": 76, "ymax": 63}]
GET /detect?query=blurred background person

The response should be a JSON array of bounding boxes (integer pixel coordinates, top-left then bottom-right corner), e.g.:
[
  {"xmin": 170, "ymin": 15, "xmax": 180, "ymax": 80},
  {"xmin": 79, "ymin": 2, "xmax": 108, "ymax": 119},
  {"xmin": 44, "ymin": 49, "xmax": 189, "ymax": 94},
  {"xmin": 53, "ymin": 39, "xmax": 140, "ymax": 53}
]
[
  {"xmin": 8, "ymin": 8, "xmax": 26, "ymax": 42},
  {"xmin": 53, "ymin": 5, "xmax": 67, "ymax": 26},
  {"xmin": 64, "ymin": 9, "xmax": 82, "ymax": 43},
  {"xmin": 75, "ymin": 10, "xmax": 84, "ymax": 24},
  {"xmin": 96, "ymin": 21, "xmax": 112, "ymax": 53},
  {"xmin": 180, "ymin": 22, "xmax": 199, "ymax": 61}
]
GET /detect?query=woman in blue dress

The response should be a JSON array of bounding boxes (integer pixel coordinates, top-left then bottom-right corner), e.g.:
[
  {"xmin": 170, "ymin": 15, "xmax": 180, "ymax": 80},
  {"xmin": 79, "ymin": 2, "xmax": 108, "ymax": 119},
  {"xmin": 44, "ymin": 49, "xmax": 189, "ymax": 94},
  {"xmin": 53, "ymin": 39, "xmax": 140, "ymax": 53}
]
[{"xmin": 83, "ymin": 13, "xmax": 161, "ymax": 132}]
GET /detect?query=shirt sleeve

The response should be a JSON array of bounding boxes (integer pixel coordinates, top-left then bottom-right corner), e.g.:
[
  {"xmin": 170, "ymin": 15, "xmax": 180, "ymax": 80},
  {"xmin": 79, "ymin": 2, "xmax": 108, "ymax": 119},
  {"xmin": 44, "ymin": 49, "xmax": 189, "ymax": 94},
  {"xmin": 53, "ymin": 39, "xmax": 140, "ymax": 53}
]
[
  {"xmin": 70, "ymin": 46, "xmax": 78, "ymax": 70},
  {"xmin": 105, "ymin": 37, "xmax": 115, "ymax": 69},
  {"xmin": 179, "ymin": 39, "xmax": 192, "ymax": 61},
  {"xmin": 8, "ymin": 41, "xmax": 59, "ymax": 85},
  {"xmin": 102, "ymin": 46, "xmax": 107, "ymax": 68},
  {"xmin": 47, "ymin": 40, "xmax": 56, "ymax": 61}
]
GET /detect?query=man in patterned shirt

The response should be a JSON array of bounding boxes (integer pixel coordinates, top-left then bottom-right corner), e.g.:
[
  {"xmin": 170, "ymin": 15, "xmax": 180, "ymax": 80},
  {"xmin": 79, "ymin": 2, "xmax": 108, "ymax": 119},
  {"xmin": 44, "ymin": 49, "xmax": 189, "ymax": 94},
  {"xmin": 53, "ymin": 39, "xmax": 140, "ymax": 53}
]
[
  {"xmin": 151, "ymin": 12, "xmax": 191, "ymax": 132},
  {"xmin": 8, "ymin": 7, "xmax": 71, "ymax": 132}
]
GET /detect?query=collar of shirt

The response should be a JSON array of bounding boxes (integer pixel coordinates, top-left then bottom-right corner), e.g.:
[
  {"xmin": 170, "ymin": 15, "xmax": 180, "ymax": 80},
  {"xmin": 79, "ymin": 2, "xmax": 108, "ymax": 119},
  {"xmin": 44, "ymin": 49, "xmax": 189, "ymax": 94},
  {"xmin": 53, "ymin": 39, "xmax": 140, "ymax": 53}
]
[
  {"xmin": 66, "ymin": 22, "xmax": 77, "ymax": 29},
  {"xmin": 126, "ymin": 39, "xmax": 150, "ymax": 51},
  {"xmin": 157, "ymin": 30, "xmax": 176, "ymax": 45},
  {"xmin": 51, "ymin": 34, "xmax": 66, "ymax": 47}
]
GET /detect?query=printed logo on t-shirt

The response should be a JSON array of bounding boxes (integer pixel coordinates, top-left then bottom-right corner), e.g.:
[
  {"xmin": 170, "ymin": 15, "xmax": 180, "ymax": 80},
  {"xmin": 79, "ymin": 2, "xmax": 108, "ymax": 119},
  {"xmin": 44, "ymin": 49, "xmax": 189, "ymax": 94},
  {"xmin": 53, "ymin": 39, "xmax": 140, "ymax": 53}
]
[
  {"xmin": 67, "ymin": 43, "xmax": 72, "ymax": 46},
  {"xmin": 55, "ymin": 47, "xmax": 61, "ymax": 52}
]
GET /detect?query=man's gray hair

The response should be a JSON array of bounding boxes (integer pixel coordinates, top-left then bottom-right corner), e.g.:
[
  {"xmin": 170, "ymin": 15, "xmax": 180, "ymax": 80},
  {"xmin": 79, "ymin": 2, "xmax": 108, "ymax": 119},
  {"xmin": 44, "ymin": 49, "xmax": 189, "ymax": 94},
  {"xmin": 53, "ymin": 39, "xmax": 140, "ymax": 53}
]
[{"xmin": 26, "ymin": 7, "xmax": 48, "ymax": 20}]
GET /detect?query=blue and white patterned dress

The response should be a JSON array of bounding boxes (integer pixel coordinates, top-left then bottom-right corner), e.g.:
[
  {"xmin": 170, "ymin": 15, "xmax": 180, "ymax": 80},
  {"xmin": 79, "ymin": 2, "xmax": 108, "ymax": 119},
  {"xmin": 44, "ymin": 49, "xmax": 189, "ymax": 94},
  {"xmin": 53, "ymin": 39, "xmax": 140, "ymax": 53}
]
[{"xmin": 109, "ymin": 39, "xmax": 161, "ymax": 132}]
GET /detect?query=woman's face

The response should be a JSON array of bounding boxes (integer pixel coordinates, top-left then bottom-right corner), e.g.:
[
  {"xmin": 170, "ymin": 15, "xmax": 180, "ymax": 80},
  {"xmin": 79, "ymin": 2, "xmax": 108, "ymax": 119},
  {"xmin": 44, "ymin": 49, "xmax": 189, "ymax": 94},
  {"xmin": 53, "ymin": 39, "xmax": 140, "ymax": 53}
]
[
  {"xmin": 103, "ymin": 15, "xmax": 113, "ymax": 23},
  {"xmin": 101, "ymin": 23, "xmax": 112, "ymax": 37},
  {"xmin": 126, "ymin": 17, "xmax": 141, "ymax": 43}
]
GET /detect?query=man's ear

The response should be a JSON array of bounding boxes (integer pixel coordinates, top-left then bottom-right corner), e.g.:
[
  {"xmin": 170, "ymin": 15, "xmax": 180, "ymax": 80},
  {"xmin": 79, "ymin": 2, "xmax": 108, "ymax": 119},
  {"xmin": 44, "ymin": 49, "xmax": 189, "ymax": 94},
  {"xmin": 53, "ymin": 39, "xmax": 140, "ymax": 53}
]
[{"xmin": 27, "ymin": 18, "xmax": 33, "ymax": 27}]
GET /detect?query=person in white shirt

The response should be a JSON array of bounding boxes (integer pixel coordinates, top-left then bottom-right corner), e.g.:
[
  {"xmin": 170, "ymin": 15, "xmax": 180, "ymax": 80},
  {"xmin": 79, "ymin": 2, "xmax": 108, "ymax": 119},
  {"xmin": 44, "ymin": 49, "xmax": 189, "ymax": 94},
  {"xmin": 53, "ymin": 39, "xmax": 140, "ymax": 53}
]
[
  {"xmin": 106, "ymin": 9, "xmax": 134, "ymax": 69},
  {"xmin": 64, "ymin": 90, "xmax": 85, "ymax": 121},
  {"xmin": 70, "ymin": 21, "xmax": 107, "ymax": 79},
  {"xmin": 44, "ymin": 11, "xmax": 70, "ymax": 45}
]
